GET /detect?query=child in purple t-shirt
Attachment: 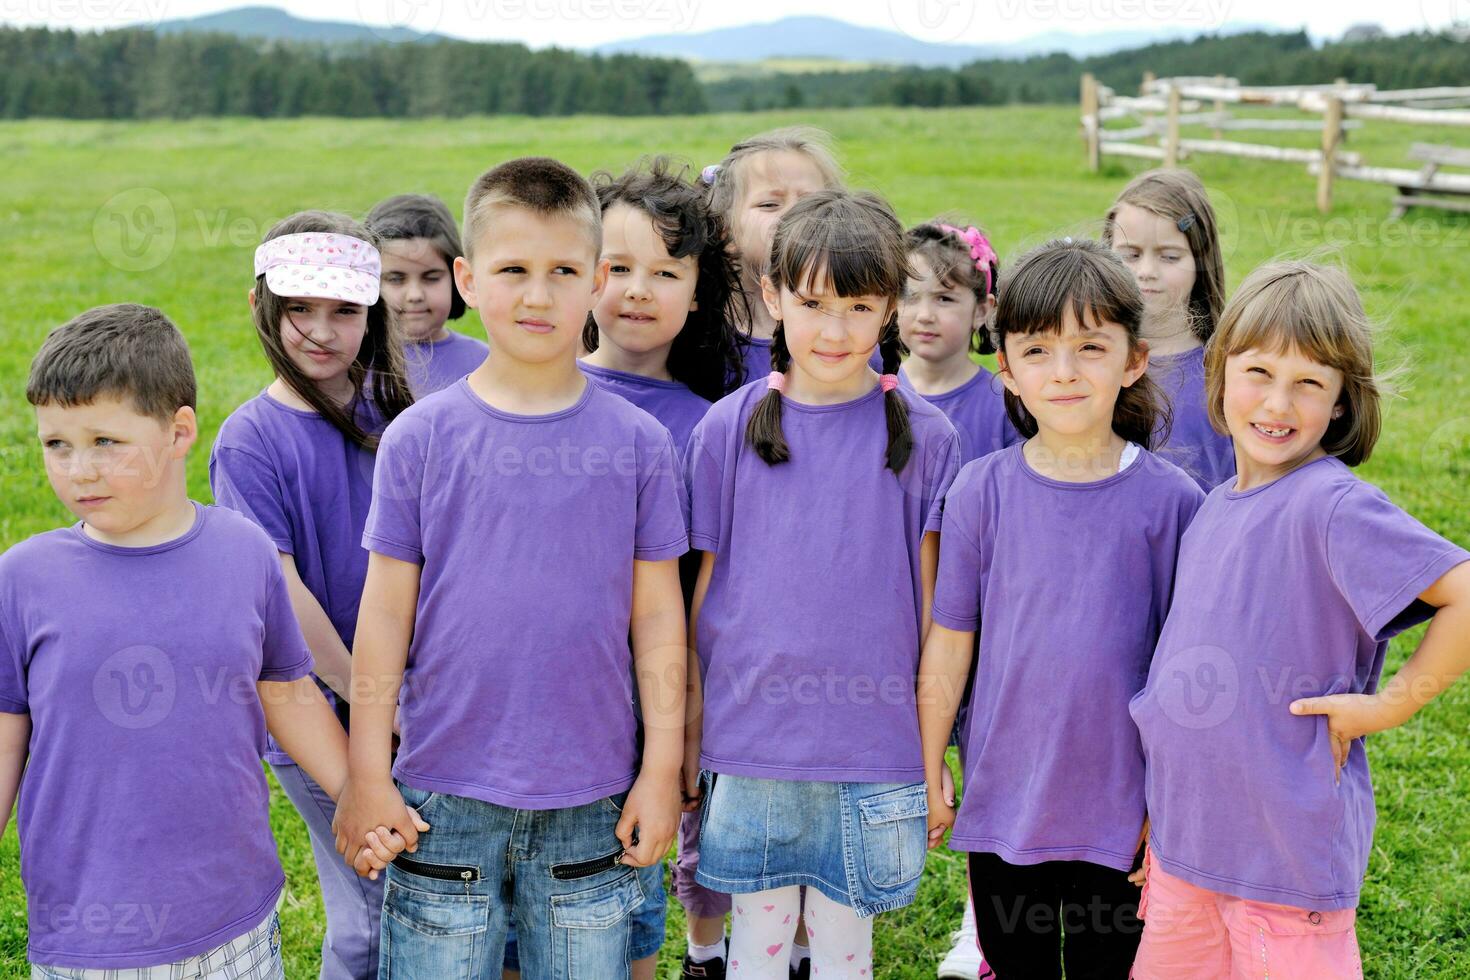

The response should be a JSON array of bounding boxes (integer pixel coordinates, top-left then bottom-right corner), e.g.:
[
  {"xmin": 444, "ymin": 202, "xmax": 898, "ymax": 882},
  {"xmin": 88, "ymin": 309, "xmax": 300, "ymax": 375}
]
[
  {"xmin": 332, "ymin": 158, "xmax": 689, "ymax": 980},
  {"xmin": 574, "ymin": 157, "xmax": 746, "ymax": 979},
  {"xmin": 367, "ymin": 193, "xmax": 489, "ymax": 396},
  {"xmin": 1, "ymin": 305, "xmax": 403, "ymax": 977},
  {"xmin": 919, "ymin": 239, "xmax": 1203, "ymax": 979},
  {"xmin": 209, "ymin": 211, "xmax": 416, "ymax": 980},
  {"xmin": 1105, "ymin": 169, "xmax": 1236, "ymax": 492},
  {"xmin": 685, "ymin": 190, "xmax": 961, "ymax": 980},
  {"xmin": 1129, "ymin": 261, "xmax": 1470, "ymax": 978}
]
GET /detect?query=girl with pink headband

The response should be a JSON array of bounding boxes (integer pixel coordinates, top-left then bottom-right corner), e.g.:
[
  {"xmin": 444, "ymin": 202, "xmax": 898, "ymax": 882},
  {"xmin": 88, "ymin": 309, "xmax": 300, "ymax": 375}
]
[
  {"xmin": 682, "ymin": 189, "xmax": 961, "ymax": 978},
  {"xmin": 210, "ymin": 211, "xmax": 416, "ymax": 980}
]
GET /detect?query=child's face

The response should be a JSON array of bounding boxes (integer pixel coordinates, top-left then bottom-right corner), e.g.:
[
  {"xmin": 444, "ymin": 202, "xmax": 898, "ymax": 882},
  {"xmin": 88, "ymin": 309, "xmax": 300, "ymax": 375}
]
[
  {"xmin": 762, "ymin": 269, "xmax": 888, "ymax": 388},
  {"xmin": 381, "ymin": 238, "xmax": 454, "ymax": 343},
  {"xmin": 455, "ymin": 206, "xmax": 605, "ymax": 366},
  {"xmin": 731, "ymin": 151, "xmax": 828, "ymax": 279},
  {"xmin": 273, "ymin": 296, "xmax": 368, "ymax": 389},
  {"xmin": 998, "ymin": 308, "xmax": 1148, "ymax": 440},
  {"xmin": 1110, "ymin": 203, "xmax": 1197, "ymax": 334},
  {"xmin": 899, "ymin": 253, "xmax": 989, "ymax": 365},
  {"xmin": 35, "ymin": 395, "xmax": 195, "ymax": 536},
  {"xmin": 1221, "ymin": 344, "xmax": 1344, "ymax": 477},
  {"xmin": 591, "ymin": 203, "xmax": 699, "ymax": 359}
]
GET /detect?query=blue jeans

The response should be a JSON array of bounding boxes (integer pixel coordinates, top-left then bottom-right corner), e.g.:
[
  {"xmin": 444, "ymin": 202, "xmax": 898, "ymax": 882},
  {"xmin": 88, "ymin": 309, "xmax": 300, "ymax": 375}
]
[
  {"xmin": 502, "ymin": 862, "xmax": 665, "ymax": 970},
  {"xmin": 379, "ymin": 782, "xmax": 643, "ymax": 979}
]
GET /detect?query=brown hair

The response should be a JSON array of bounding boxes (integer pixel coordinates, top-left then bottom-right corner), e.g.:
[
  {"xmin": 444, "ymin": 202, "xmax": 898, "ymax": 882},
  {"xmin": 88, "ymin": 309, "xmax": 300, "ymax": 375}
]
[
  {"xmin": 252, "ymin": 211, "xmax": 413, "ymax": 450},
  {"xmin": 904, "ymin": 220, "xmax": 1000, "ymax": 355},
  {"xmin": 703, "ymin": 127, "xmax": 844, "ymax": 234},
  {"xmin": 994, "ymin": 238, "xmax": 1168, "ymax": 448},
  {"xmin": 27, "ymin": 304, "xmax": 196, "ymax": 421},
  {"xmin": 462, "ymin": 156, "xmax": 601, "ymax": 259},
  {"xmin": 1205, "ymin": 260, "xmax": 1382, "ymax": 466},
  {"xmin": 744, "ymin": 190, "xmax": 915, "ymax": 472},
  {"xmin": 582, "ymin": 157, "xmax": 746, "ymax": 401},
  {"xmin": 1103, "ymin": 168, "xmax": 1225, "ymax": 343},
  {"xmin": 365, "ymin": 193, "xmax": 467, "ymax": 321}
]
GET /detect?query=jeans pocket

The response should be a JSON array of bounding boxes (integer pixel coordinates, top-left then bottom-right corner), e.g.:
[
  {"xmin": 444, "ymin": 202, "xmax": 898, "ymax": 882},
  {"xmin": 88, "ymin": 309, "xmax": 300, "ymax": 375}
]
[
  {"xmin": 599, "ymin": 790, "xmax": 631, "ymax": 817},
  {"xmin": 381, "ymin": 879, "xmax": 488, "ymax": 980},
  {"xmin": 396, "ymin": 781, "xmax": 441, "ymax": 819},
  {"xmin": 550, "ymin": 869, "xmax": 642, "ymax": 980},
  {"xmin": 857, "ymin": 783, "xmax": 929, "ymax": 889}
]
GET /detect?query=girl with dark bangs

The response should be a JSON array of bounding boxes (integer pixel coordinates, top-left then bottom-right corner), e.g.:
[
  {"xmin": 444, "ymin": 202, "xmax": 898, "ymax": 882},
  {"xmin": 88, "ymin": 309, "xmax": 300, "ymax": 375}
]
[
  {"xmin": 683, "ymin": 190, "xmax": 962, "ymax": 978},
  {"xmin": 920, "ymin": 239, "xmax": 1204, "ymax": 979}
]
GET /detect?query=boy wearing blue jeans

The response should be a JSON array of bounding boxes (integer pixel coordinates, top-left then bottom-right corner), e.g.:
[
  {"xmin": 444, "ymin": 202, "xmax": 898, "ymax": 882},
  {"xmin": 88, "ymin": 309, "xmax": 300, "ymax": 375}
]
[{"xmin": 333, "ymin": 158, "xmax": 688, "ymax": 979}]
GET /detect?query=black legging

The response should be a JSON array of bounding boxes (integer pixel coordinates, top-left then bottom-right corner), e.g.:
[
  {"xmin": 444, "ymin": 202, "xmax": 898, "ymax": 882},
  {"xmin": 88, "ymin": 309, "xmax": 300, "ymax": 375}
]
[{"xmin": 968, "ymin": 849, "xmax": 1144, "ymax": 980}]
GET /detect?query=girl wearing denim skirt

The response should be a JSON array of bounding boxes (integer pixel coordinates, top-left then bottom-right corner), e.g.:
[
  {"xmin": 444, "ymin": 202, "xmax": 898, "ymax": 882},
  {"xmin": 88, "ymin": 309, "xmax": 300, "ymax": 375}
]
[{"xmin": 683, "ymin": 190, "xmax": 961, "ymax": 979}]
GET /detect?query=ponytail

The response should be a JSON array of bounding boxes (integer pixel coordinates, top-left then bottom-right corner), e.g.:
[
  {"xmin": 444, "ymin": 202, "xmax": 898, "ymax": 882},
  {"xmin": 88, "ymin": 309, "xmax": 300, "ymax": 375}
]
[
  {"xmin": 744, "ymin": 324, "xmax": 793, "ymax": 464},
  {"xmin": 878, "ymin": 316, "xmax": 913, "ymax": 472}
]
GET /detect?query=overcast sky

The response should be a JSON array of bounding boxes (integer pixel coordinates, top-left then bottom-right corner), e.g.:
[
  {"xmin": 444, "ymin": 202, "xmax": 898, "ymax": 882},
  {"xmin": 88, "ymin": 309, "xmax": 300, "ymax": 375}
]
[{"xmin": 2, "ymin": 0, "xmax": 1457, "ymax": 47}]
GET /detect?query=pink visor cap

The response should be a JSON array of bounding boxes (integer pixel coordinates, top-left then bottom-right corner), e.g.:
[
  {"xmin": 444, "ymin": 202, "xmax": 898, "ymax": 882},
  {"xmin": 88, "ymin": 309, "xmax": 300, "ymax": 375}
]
[{"xmin": 253, "ymin": 232, "xmax": 382, "ymax": 305}]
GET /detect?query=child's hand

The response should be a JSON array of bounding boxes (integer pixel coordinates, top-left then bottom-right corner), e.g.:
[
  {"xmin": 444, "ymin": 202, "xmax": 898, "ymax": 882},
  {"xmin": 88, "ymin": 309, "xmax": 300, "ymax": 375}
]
[
  {"xmin": 332, "ymin": 777, "xmax": 425, "ymax": 865},
  {"xmin": 680, "ymin": 736, "xmax": 703, "ymax": 813},
  {"xmin": 1127, "ymin": 818, "xmax": 1151, "ymax": 886},
  {"xmin": 1289, "ymin": 692, "xmax": 1396, "ymax": 783},
  {"xmin": 926, "ymin": 768, "xmax": 956, "ymax": 850},
  {"xmin": 617, "ymin": 771, "xmax": 679, "ymax": 868},
  {"xmin": 350, "ymin": 807, "xmax": 432, "ymax": 879}
]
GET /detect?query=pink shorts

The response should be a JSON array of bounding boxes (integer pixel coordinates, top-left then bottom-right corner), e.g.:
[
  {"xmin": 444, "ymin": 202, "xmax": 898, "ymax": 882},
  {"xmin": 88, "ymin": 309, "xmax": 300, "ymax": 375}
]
[{"xmin": 1131, "ymin": 850, "xmax": 1363, "ymax": 979}]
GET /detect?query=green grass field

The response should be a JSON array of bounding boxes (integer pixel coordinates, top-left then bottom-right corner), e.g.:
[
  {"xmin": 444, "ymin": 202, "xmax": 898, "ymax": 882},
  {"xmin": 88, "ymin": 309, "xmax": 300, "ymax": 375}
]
[{"xmin": 1, "ymin": 104, "xmax": 1467, "ymax": 977}]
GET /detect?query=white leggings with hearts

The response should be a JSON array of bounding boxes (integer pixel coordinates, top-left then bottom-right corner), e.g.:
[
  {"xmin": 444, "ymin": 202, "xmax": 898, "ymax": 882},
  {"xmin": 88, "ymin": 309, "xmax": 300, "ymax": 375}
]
[{"xmin": 728, "ymin": 885, "xmax": 873, "ymax": 978}]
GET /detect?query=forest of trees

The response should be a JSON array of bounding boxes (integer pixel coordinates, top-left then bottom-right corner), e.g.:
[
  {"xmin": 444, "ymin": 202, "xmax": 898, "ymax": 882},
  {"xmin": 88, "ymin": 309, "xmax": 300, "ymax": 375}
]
[{"xmin": 0, "ymin": 25, "xmax": 1466, "ymax": 119}]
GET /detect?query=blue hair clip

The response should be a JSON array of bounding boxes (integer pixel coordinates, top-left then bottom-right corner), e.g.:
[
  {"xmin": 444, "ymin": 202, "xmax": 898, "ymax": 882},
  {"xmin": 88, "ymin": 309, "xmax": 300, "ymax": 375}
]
[
  {"xmin": 700, "ymin": 164, "xmax": 721, "ymax": 186},
  {"xmin": 1177, "ymin": 213, "xmax": 1196, "ymax": 232}
]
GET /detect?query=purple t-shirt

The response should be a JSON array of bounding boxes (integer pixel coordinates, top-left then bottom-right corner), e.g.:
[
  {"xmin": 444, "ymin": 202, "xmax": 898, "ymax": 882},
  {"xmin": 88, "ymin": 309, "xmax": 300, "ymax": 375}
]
[
  {"xmin": 0, "ymin": 504, "xmax": 312, "ymax": 969},
  {"xmin": 404, "ymin": 330, "xmax": 489, "ymax": 396},
  {"xmin": 1130, "ymin": 456, "xmax": 1468, "ymax": 909},
  {"xmin": 364, "ymin": 378, "xmax": 688, "ymax": 809},
  {"xmin": 687, "ymin": 380, "xmax": 961, "ymax": 782},
  {"xmin": 578, "ymin": 361, "xmax": 711, "ymax": 460},
  {"xmin": 932, "ymin": 445, "xmax": 1203, "ymax": 869},
  {"xmin": 209, "ymin": 391, "xmax": 382, "ymax": 764},
  {"xmin": 1150, "ymin": 346, "xmax": 1235, "ymax": 491},
  {"xmin": 899, "ymin": 365, "xmax": 1020, "ymax": 465}
]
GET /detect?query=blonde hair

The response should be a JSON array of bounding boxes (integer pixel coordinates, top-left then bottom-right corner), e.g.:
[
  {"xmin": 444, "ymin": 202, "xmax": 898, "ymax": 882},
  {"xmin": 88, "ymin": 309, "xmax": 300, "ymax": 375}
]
[
  {"xmin": 704, "ymin": 126, "xmax": 845, "ymax": 239},
  {"xmin": 1205, "ymin": 260, "xmax": 1382, "ymax": 466}
]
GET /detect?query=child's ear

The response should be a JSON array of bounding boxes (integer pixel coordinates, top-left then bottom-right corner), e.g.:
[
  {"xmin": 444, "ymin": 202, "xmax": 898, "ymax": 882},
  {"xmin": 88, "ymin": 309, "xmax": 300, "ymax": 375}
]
[
  {"xmin": 592, "ymin": 257, "xmax": 609, "ymax": 299},
  {"xmin": 973, "ymin": 295, "xmax": 996, "ymax": 331},
  {"xmin": 996, "ymin": 348, "xmax": 1020, "ymax": 397},
  {"xmin": 170, "ymin": 406, "xmax": 199, "ymax": 460},
  {"xmin": 760, "ymin": 275, "xmax": 782, "ymax": 322},
  {"xmin": 247, "ymin": 288, "xmax": 256, "ymax": 311},
  {"xmin": 1122, "ymin": 338, "xmax": 1151, "ymax": 388},
  {"xmin": 452, "ymin": 255, "xmax": 477, "ymax": 309}
]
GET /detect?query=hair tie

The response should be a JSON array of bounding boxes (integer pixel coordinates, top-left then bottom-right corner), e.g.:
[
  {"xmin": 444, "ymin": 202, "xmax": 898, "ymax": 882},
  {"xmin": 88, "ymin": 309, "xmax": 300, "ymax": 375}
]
[
  {"xmin": 700, "ymin": 164, "xmax": 721, "ymax": 186},
  {"xmin": 939, "ymin": 223, "xmax": 998, "ymax": 295},
  {"xmin": 766, "ymin": 371, "xmax": 786, "ymax": 393},
  {"xmin": 879, "ymin": 373, "xmax": 899, "ymax": 393}
]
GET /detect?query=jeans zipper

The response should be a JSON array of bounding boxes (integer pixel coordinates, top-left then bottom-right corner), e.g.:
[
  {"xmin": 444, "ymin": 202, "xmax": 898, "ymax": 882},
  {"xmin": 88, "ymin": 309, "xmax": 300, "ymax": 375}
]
[
  {"xmin": 393, "ymin": 854, "xmax": 481, "ymax": 882},
  {"xmin": 550, "ymin": 848, "xmax": 625, "ymax": 881}
]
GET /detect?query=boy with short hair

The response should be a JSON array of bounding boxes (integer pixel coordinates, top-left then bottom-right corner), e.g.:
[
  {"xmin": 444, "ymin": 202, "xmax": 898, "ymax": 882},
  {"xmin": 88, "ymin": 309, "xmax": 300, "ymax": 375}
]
[
  {"xmin": 0, "ymin": 304, "xmax": 398, "ymax": 978},
  {"xmin": 333, "ymin": 157, "xmax": 688, "ymax": 979}
]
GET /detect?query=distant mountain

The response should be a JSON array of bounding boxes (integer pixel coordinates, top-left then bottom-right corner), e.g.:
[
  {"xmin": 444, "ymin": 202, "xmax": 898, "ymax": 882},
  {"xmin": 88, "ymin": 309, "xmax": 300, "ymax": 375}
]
[
  {"xmin": 594, "ymin": 15, "xmax": 1274, "ymax": 65},
  {"xmin": 150, "ymin": 5, "xmax": 448, "ymax": 44}
]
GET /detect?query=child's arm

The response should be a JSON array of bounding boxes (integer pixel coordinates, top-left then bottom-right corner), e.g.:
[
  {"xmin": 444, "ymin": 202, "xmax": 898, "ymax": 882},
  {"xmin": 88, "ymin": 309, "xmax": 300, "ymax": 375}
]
[
  {"xmin": 0, "ymin": 713, "xmax": 29, "ymax": 837},
  {"xmin": 277, "ymin": 554, "xmax": 355, "ymax": 700},
  {"xmin": 682, "ymin": 550, "xmax": 716, "ymax": 811},
  {"xmin": 1292, "ymin": 560, "xmax": 1470, "ymax": 778},
  {"xmin": 917, "ymin": 623, "xmax": 976, "ymax": 848},
  {"xmin": 920, "ymin": 531, "xmax": 940, "ymax": 642},
  {"xmin": 332, "ymin": 552, "xmax": 424, "ymax": 867},
  {"xmin": 619, "ymin": 556, "xmax": 687, "ymax": 869}
]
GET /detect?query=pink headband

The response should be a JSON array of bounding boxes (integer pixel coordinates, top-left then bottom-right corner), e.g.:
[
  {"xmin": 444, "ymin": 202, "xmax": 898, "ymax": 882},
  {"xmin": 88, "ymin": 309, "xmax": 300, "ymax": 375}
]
[
  {"xmin": 253, "ymin": 232, "xmax": 381, "ymax": 306},
  {"xmin": 939, "ymin": 224, "xmax": 998, "ymax": 296}
]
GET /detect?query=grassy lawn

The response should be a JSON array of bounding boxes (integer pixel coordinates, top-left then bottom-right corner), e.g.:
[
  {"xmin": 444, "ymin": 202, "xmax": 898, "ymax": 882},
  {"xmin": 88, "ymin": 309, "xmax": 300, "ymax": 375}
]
[{"xmin": 1, "ymin": 104, "xmax": 1467, "ymax": 977}]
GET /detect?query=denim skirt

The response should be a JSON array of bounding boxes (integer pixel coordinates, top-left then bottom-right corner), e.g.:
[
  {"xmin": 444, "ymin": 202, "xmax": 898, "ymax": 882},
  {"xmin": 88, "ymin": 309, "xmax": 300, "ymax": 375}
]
[{"xmin": 692, "ymin": 771, "xmax": 928, "ymax": 917}]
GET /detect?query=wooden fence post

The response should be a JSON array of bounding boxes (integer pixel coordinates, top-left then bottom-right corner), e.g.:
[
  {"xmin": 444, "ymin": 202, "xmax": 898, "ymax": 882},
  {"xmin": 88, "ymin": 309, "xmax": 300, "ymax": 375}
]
[
  {"xmin": 1318, "ymin": 94, "xmax": 1344, "ymax": 213},
  {"xmin": 1082, "ymin": 72, "xmax": 1100, "ymax": 172},
  {"xmin": 1213, "ymin": 74, "xmax": 1225, "ymax": 139},
  {"xmin": 1164, "ymin": 84, "xmax": 1182, "ymax": 168}
]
